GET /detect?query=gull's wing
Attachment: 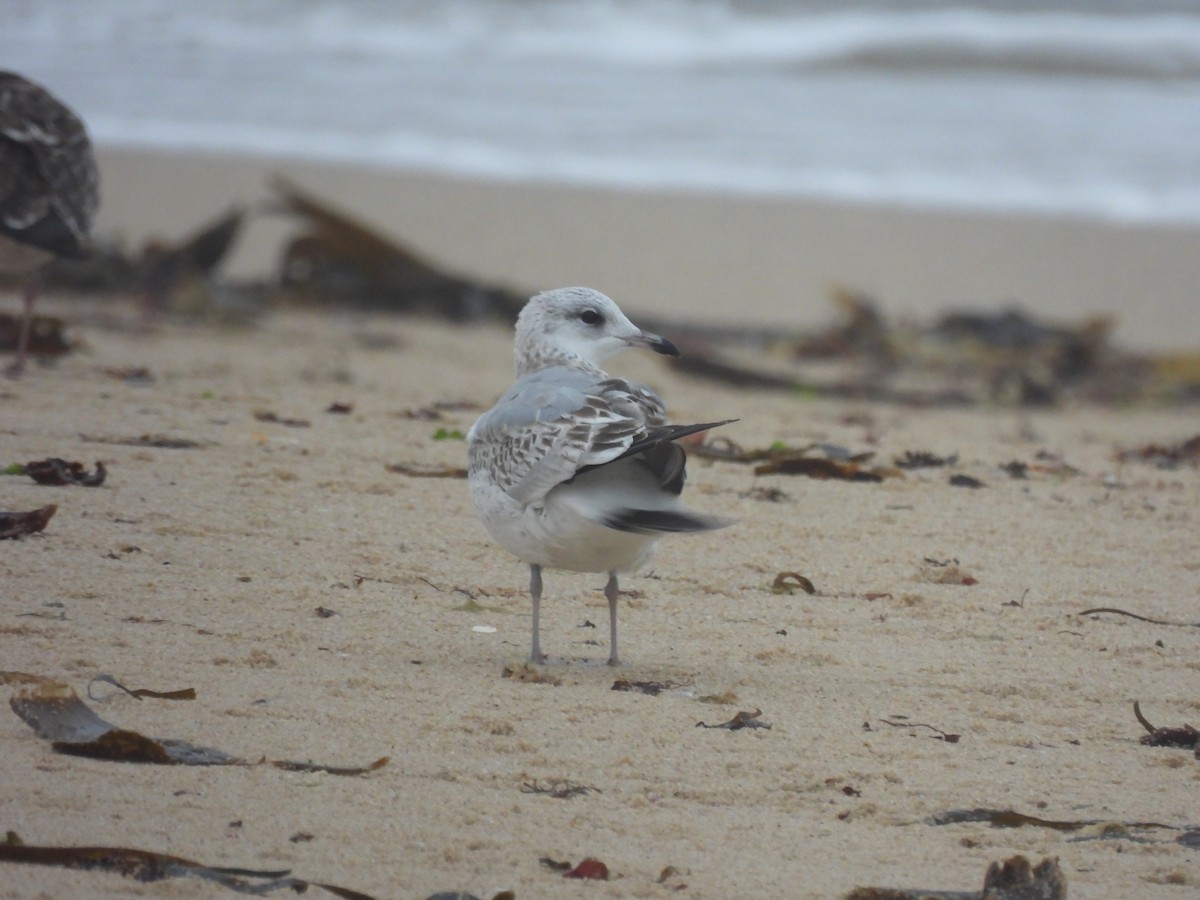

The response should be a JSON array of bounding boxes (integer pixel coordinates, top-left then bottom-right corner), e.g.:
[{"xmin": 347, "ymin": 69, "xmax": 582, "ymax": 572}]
[{"xmin": 467, "ymin": 366, "xmax": 667, "ymax": 507}]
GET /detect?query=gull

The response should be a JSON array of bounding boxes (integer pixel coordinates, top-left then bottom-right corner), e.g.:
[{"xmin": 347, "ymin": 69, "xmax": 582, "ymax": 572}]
[
  {"xmin": 467, "ymin": 286, "xmax": 733, "ymax": 665},
  {"xmin": 0, "ymin": 71, "xmax": 99, "ymax": 376}
]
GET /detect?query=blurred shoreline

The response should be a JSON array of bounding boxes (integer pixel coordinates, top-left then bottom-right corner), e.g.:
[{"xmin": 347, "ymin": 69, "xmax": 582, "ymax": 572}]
[{"xmin": 95, "ymin": 145, "xmax": 1200, "ymax": 352}]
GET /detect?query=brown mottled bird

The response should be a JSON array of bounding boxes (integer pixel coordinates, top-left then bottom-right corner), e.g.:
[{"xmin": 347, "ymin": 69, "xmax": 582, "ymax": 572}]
[{"xmin": 0, "ymin": 71, "xmax": 99, "ymax": 375}]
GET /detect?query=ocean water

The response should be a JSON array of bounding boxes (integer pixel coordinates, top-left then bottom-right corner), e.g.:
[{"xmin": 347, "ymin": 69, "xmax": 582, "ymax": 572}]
[{"xmin": 3, "ymin": 0, "xmax": 1199, "ymax": 225}]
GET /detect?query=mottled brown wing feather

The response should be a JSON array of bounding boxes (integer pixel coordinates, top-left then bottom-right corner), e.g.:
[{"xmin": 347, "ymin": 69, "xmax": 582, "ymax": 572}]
[{"xmin": 0, "ymin": 71, "xmax": 99, "ymax": 257}]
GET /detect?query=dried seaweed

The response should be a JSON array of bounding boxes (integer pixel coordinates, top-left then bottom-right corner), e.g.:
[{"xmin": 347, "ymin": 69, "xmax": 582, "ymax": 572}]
[
  {"xmin": 500, "ymin": 663, "xmax": 562, "ymax": 685},
  {"xmin": 87, "ymin": 674, "xmax": 195, "ymax": 702},
  {"xmin": 0, "ymin": 504, "xmax": 57, "ymax": 539},
  {"xmin": 657, "ymin": 866, "xmax": 686, "ymax": 886},
  {"xmin": 917, "ymin": 558, "xmax": 978, "ymax": 586},
  {"xmin": 1133, "ymin": 701, "xmax": 1200, "ymax": 749},
  {"xmin": 562, "ymin": 859, "xmax": 609, "ymax": 880},
  {"xmin": 741, "ymin": 485, "xmax": 789, "ymax": 502},
  {"xmin": 32, "ymin": 177, "xmax": 1200, "ymax": 407},
  {"xmin": 8, "ymin": 680, "xmax": 387, "ymax": 773},
  {"xmin": 385, "ymin": 462, "xmax": 468, "ymax": 478},
  {"xmin": 271, "ymin": 757, "xmax": 390, "ymax": 776},
  {"xmin": 894, "ymin": 450, "xmax": 957, "ymax": 469},
  {"xmin": 659, "ymin": 288, "xmax": 1200, "ymax": 406},
  {"xmin": 0, "ymin": 671, "xmax": 55, "ymax": 686},
  {"xmin": 398, "ymin": 400, "xmax": 482, "ymax": 421},
  {"xmin": 1028, "ymin": 451, "xmax": 1083, "ymax": 477},
  {"xmin": 611, "ymin": 679, "xmax": 682, "ymax": 696},
  {"xmin": 927, "ymin": 808, "xmax": 1181, "ymax": 835},
  {"xmin": 772, "ymin": 572, "xmax": 816, "ymax": 595},
  {"xmin": 18, "ymin": 458, "xmax": 107, "ymax": 487},
  {"xmin": 877, "ymin": 717, "xmax": 961, "ymax": 743},
  {"xmin": 696, "ymin": 708, "xmax": 771, "ymax": 730},
  {"xmin": 1080, "ymin": 607, "xmax": 1200, "ymax": 627},
  {"xmin": 928, "ymin": 809, "xmax": 1091, "ymax": 831},
  {"xmin": 1001, "ymin": 461, "xmax": 1029, "ymax": 479},
  {"xmin": 688, "ymin": 437, "xmax": 785, "ymax": 464},
  {"xmin": 520, "ymin": 780, "xmax": 599, "ymax": 799},
  {"xmin": 669, "ymin": 344, "xmax": 973, "ymax": 405},
  {"xmin": 846, "ymin": 854, "xmax": 1065, "ymax": 900},
  {"xmin": 56, "ymin": 730, "xmax": 216, "ymax": 765},
  {"xmin": 1115, "ymin": 433, "xmax": 1200, "ymax": 468},
  {"xmin": 137, "ymin": 208, "xmax": 246, "ymax": 314},
  {"xmin": 10, "ymin": 682, "xmax": 235, "ymax": 764},
  {"xmin": 104, "ymin": 365, "xmax": 155, "ymax": 383},
  {"xmin": 253, "ymin": 409, "xmax": 311, "ymax": 428},
  {"xmin": 949, "ymin": 473, "xmax": 986, "ymax": 489},
  {"xmin": 271, "ymin": 175, "xmax": 524, "ymax": 320},
  {"xmin": 79, "ymin": 433, "xmax": 209, "ymax": 449},
  {"xmin": 669, "ymin": 352, "xmax": 809, "ymax": 391},
  {"xmin": 755, "ymin": 455, "xmax": 894, "ymax": 482},
  {"xmin": 0, "ymin": 831, "xmax": 376, "ymax": 899}
]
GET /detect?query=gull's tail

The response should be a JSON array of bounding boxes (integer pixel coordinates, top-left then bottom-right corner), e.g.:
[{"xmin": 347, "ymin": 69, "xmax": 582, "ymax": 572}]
[
  {"xmin": 566, "ymin": 418, "xmax": 737, "ymax": 535},
  {"xmin": 601, "ymin": 507, "xmax": 732, "ymax": 535}
]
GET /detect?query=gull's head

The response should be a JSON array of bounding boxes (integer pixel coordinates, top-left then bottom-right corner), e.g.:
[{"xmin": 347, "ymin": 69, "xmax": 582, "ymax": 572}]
[{"xmin": 514, "ymin": 287, "xmax": 679, "ymax": 376}]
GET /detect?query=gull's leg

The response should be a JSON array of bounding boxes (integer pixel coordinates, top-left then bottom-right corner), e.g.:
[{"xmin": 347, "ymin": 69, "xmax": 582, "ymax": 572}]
[
  {"xmin": 529, "ymin": 564, "xmax": 546, "ymax": 663},
  {"xmin": 6, "ymin": 275, "xmax": 39, "ymax": 377},
  {"xmin": 605, "ymin": 572, "xmax": 621, "ymax": 666}
]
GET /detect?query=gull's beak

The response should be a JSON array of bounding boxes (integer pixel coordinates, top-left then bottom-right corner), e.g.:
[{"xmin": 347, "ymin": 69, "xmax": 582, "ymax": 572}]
[{"xmin": 631, "ymin": 330, "xmax": 680, "ymax": 357}]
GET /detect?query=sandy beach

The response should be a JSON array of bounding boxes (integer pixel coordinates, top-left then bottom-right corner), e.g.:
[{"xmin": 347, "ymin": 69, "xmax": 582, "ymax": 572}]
[{"xmin": 2, "ymin": 149, "xmax": 1199, "ymax": 899}]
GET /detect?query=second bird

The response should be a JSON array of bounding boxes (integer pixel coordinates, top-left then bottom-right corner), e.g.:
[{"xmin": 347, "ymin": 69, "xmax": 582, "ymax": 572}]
[{"xmin": 0, "ymin": 71, "xmax": 99, "ymax": 376}]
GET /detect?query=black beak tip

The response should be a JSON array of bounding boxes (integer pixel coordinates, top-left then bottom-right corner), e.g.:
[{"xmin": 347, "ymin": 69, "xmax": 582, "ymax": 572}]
[{"xmin": 652, "ymin": 336, "xmax": 681, "ymax": 357}]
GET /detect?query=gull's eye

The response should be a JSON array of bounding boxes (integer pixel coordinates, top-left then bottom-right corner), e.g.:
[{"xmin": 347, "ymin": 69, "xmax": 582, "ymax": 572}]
[{"xmin": 579, "ymin": 309, "xmax": 604, "ymax": 326}]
